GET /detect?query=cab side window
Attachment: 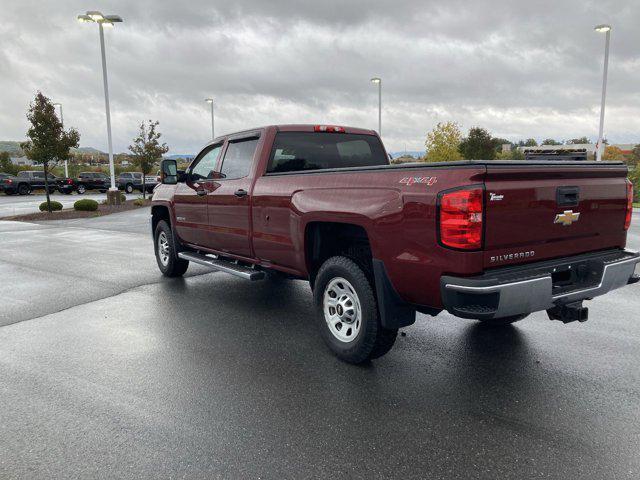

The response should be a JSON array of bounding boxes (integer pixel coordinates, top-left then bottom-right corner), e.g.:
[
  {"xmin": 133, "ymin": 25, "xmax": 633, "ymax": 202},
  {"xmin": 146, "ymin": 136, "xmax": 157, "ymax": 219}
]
[
  {"xmin": 191, "ymin": 145, "xmax": 222, "ymax": 181},
  {"xmin": 219, "ymin": 138, "xmax": 258, "ymax": 180}
]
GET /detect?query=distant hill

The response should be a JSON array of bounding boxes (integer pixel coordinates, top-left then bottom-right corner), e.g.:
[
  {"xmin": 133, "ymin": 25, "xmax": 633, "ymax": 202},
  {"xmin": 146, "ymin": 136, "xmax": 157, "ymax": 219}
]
[
  {"xmin": 0, "ymin": 141, "xmax": 24, "ymax": 156},
  {"xmin": 164, "ymin": 154, "xmax": 195, "ymax": 161},
  {"xmin": 74, "ymin": 146, "xmax": 105, "ymax": 155},
  {"xmin": 390, "ymin": 151, "xmax": 425, "ymax": 159}
]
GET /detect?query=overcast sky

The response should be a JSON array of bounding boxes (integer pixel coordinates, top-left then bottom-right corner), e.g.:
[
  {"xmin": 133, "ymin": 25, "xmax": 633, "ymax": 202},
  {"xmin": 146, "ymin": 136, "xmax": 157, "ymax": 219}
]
[{"xmin": 1, "ymin": 0, "xmax": 638, "ymax": 154}]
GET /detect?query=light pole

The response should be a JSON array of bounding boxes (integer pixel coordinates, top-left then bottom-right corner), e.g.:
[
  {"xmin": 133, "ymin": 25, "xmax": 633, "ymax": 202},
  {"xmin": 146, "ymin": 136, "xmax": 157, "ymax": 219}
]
[
  {"xmin": 370, "ymin": 77, "xmax": 382, "ymax": 137},
  {"xmin": 77, "ymin": 11, "xmax": 123, "ymax": 192},
  {"xmin": 53, "ymin": 102, "xmax": 68, "ymax": 177},
  {"xmin": 205, "ymin": 98, "xmax": 215, "ymax": 140},
  {"xmin": 594, "ymin": 24, "xmax": 611, "ymax": 162}
]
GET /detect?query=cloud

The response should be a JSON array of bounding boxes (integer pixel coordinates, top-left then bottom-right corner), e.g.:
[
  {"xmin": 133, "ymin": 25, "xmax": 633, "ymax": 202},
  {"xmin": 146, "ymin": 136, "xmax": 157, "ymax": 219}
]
[{"xmin": 1, "ymin": 0, "xmax": 638, "ymax": 154}]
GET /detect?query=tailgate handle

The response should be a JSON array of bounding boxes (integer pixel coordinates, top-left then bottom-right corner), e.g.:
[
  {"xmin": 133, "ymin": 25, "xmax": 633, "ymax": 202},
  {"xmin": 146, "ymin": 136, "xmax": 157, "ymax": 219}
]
[{"xmin": 557, "ymin": 186, "xmax": 579, "ymax": 207}]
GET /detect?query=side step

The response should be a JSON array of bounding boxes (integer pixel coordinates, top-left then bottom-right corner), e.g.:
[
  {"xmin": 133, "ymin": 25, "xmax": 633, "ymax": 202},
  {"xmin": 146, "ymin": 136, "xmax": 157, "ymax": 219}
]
[{"xmin": 178, "ymin": 252, "xmax": 265, "ymax": 281}]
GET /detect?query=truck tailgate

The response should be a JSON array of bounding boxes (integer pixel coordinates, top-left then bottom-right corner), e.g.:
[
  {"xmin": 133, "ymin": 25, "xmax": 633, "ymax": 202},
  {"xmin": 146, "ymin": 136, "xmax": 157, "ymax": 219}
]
[{"xmin": 483, "ymin": 163, "xmax": 629, "ymax": 268}]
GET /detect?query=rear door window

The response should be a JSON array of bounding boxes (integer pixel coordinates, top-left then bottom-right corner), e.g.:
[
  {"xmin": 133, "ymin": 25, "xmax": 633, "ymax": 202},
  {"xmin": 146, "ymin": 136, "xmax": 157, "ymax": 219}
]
[
  {"xmin": 267, "ymin": 132, "xmax": 388, "ymax": 173},
  {"xmin": 220, "ymin": 138, "xmax": 259, "ymax": 180}
]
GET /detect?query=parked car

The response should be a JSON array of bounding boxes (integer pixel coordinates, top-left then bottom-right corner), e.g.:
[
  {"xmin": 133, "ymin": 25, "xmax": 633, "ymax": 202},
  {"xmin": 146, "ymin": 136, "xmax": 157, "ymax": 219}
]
[
  {"xmin": 117, "ymin": 172, "xmax": 157, "ymax": 193},
  {"xmin": 150, "ymin": 124, "xmax": 639, "ymax": 364},
  {"xmin": 75, "ymin": 172, "xmax": 110, "ymax": 194},
  {"xmin": 0, "ymin": 173, "xmax": 18, "ymax": 194}
]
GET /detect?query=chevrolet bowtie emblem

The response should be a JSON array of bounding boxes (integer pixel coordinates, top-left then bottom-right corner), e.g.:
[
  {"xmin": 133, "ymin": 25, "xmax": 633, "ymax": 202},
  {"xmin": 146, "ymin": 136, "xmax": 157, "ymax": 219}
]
[{"xmin": 554, "ymin": 210, "xmax": 580, "ymax": 226}]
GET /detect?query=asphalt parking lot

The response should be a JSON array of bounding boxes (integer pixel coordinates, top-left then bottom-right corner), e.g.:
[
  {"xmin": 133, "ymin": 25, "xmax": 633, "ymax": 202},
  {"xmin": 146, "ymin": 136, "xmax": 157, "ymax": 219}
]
[
  {"xmin": 0, "ymin": 192, "xmax": 139, "ymax": 218},
  {"xmin": 0, "ymin": 209, "xmax": 639, "ymax": 479}
]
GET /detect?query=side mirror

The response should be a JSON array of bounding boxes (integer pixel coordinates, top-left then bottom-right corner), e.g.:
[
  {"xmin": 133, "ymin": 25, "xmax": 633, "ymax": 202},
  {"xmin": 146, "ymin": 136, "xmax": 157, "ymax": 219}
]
[{"xmin": 160, "ymin": 159, "xmax": 178, "ymax": 185}]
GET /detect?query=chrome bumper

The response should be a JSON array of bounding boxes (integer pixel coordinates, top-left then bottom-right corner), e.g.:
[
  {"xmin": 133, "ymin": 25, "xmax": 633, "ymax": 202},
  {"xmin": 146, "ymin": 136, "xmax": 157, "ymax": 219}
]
[{"xmin": 441, "ymin": 250, "xmax": 640, "ymax": 320}]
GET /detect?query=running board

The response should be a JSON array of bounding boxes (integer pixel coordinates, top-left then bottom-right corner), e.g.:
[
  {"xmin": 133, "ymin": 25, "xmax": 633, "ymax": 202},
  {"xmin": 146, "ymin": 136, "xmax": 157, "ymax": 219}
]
[{"xmin": 178, "ymin": 252, "xmax": 265, "ymax": 280}]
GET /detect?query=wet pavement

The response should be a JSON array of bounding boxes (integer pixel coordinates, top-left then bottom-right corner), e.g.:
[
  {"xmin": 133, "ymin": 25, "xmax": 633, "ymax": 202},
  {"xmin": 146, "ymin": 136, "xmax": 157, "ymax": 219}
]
[{"xmin": 0, "ymin": 210, "xmax": 639, "ymax": 479}]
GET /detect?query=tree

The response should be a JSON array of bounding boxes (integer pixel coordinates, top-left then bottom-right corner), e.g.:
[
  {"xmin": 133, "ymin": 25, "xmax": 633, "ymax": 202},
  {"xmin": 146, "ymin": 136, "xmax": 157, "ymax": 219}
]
[
  {"xmin": 21, "ymin": 92, "xmax": 79, "ymax": 213},
  {"xmin": 459, "ymin": 127, "xmax": 495, "ymax": 160},
  {"xmin": 496, "ymin": 148, "xmax": 525, "ymax": 160},
  {"xmin": 0, "ymin": 151, "xmax": 19, "ymax": 175},
  {"xmin": 567, "ymin": 137, "xmax": 590, "ymax": 145},
  {"xmin": 602, "ymin": 145, "xmax": 626, "ymax": 161},
  {"xmin": 542, "ymin": 138, "xmax": 562, "ymax": 145},
  {"xmin": 629, "ymin": 144, "xmax": 640, "ymax": 167},
  {"xmin": 423, "ymin": 121, "xmax": 462, "ymax": 163},
  {"xmin": 128, "ymin": 120, "xmax": 169, "ymax": 199},
  {"xmin": 517, "ymin": 139, "xmax": 538, "ymax": 147}
]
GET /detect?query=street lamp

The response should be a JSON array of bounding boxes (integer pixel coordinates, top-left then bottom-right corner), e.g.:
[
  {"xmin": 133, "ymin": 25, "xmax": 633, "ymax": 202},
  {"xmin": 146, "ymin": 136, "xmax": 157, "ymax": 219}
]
[
  {"xmin": 205, "ymin": 98, "xmax": 215, "ymax": 140},
  {"xmin": 77, "ymin": 10, "xmax": 123, "ymax": 192},
  {"xmin": 370, "ymin": 77, "xmax": 382, "ymax": 137},
  {"xmin": 52, "ymin": 103, "xmax": 68, "ymax": 177},
  {"xmin": 594, "ymin": 24, "xmax": 611, "ymax": 162}
]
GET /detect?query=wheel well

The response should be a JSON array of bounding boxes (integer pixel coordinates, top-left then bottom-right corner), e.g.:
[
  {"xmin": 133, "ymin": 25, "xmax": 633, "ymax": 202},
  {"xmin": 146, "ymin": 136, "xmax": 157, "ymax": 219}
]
[
  {"xmin": 151, "ymin": 205, "xmax": 171, "ymax": 233},
  {"xmin": 305, "ymin": 222, "xmax": 373, "ymax": 287}
]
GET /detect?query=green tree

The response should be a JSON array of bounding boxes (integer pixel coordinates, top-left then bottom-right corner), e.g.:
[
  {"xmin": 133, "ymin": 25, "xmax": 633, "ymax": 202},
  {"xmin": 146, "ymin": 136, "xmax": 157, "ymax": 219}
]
[
  {"xmin": 128, "ymin": 120, "xmax": 169, "ymax": 199},
  {"xmin": 424, "ymin": 121, "xmax": 462, "ymax": 163},
  {"xmin": 0, "ymin": 151, "xmax": 18, "ymax": 175},
  {"xmin": 459, "ymin": 127, "xmax": 495, "ymax": 160},
  {"xmin": 517, "ymin": 138, "xmax": 538, "ymax": 147},
  {"xmin": 21, "ymin": 92, "xmax": 79, "ymax": 212},
  {"xmin": 542, "ymin": 138, "xmax": 562, "ymax": 145},
  {"xmin": 496, "ymin": 148, "xmax": 525, "ymax": 160},
  {"xmin": 567, "ymin": 137, "xmax": 591, "ymax": 145}
]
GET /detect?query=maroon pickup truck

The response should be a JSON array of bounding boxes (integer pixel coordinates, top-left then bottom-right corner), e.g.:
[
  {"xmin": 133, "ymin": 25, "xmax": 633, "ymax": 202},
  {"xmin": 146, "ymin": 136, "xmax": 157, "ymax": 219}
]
[{"xmin": 151, "ymin": 124, "xmax": 639, "ymax": 363}]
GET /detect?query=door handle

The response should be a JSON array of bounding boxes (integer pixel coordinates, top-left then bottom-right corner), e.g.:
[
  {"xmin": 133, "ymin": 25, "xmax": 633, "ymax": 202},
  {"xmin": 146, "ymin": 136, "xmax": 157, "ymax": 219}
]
[
  {"xmin": 234, "ymin": 189, "xmax": 248, "ymax": 198},
  {"xmin": 196, "ymin": 187, "xmax": 206, "ymax": 196}
]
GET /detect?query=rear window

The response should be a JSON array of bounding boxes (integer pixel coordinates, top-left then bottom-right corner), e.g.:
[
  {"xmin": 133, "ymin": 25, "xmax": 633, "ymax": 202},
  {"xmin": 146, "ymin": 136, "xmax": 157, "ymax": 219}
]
[{"xmin": 267, "ymin": 132, "xmax": 388, "ymax": 173}]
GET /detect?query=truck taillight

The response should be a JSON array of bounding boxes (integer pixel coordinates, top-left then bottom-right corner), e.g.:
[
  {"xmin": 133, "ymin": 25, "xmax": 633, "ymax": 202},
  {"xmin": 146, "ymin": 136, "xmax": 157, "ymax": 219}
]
[
  {"xmin": 625, "ymin": 179, "xmax": 633, "ymax": 230},
  {"xmin": 67, "ymin": 178, "xmax": 73, "ymax": 185},
  {"xmin": 438, "ymin": 186, "xmax": 484, "ymax": 250},
  {"xmin": 314, "ymin": 125, "xmax": 345, "ymax": 133}
]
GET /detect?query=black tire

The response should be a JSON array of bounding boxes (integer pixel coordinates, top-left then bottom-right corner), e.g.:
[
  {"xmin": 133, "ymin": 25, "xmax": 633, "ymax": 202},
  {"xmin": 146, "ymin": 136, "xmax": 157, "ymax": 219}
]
[
  {"xmin": 478, "ymin": 314, "xmax": 528, "ymax": 326},
  {"xmin": 154, "ymin": 220, "xmax": 189, "ymax": 277},
  {"xmin": 62, "ymin": 190, "xmax": 72, "ymax": 195},
  {"xmin": 76, "ymin": 184, "xmax": 86, "ymax": 194},
  {"xmin": 313, "ymin": 256, "xmax": 397, "ymax": 364},
  {"xmin": 18, "ymin": 183, "xmax": 31, "ymax": 195},
  {"xmin": 125, "ymin": 183, "xmax": 134, "ymax": 194},
  {"xmin": 99, "ymin": 190, "xmax": 107, "ymax": 193}
]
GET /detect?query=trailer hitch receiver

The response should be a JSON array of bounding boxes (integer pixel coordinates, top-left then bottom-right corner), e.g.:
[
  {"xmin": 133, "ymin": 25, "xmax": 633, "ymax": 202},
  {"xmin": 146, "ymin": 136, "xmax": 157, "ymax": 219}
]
[{"xmin": 547, "ymin": 301, "xmax": 589, "ymax": 324}]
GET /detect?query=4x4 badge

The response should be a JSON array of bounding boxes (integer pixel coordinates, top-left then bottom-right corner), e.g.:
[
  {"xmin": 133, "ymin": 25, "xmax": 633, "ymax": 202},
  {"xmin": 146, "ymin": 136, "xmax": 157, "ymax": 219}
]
[{"xmin": 554, "ymin": 210, "xmax": 580, "ymax": 226}]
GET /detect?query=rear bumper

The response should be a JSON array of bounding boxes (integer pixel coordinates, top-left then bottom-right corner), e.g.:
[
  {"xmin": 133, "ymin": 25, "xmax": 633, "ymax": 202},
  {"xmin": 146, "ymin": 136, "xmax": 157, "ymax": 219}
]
[{"xmin": 441, "ymin": 249, "xmax": 640, "ymax": 320}]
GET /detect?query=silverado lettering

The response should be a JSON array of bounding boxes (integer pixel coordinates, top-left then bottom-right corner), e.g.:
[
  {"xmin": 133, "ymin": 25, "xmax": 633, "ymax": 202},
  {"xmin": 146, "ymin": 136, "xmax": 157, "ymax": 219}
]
[{"xmin": 150, "ymin": 124, "xmax": 639, "ymax": 364}]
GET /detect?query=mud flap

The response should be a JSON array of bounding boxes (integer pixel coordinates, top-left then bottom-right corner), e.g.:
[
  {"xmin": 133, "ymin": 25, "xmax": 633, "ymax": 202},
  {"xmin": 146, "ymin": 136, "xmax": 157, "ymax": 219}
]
[{"xmin": 372, "ymin": 259, "xmax": 416, "ymax": 329}]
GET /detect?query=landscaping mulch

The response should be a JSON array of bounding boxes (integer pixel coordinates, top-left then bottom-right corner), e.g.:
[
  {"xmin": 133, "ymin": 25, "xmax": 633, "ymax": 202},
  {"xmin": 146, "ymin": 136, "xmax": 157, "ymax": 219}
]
[{"xmin": 2, "ymin": 199, "xmax": 152, "ymax": 222}]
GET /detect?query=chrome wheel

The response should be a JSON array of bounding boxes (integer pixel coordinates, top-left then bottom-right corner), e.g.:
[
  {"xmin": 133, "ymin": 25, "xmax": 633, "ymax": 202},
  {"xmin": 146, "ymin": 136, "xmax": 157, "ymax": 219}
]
[
  {"xmin": 323, "ymin": 277, "xmax": 362, "ymax": 343},
  {"xmin": 157, "ymin": 231, "xmax": 170, "ymax": 266},
  {"xmin": 77, "ymin": 184, "xmax": 86, "ymax": 194}
]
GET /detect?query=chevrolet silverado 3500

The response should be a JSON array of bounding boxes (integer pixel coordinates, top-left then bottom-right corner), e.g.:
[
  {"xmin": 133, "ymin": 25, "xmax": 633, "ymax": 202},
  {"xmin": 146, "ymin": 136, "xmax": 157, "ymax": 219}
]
[{"xmin": 151, "ymin": 124, "xmax": 639, "ymax": 363}]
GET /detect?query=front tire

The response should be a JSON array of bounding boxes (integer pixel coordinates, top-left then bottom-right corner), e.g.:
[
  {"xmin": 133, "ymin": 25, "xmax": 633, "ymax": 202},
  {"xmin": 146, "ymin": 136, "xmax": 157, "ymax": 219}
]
[
  {"xmin": 18, "ymin": 183, "xmax": 31, "ymax": 195},
  {"xmin": 76, "ymin": 184, "xmax": 86, "ymax": 194},
  {"xmin": 313, "ymin": 256, "xmax": 397, "ymax": 364},
  {"xmin": 125, "ymin": 183, "xmax": 134, "ymax": 194},
  {"xmin": 154, "ymin": 220, "xmax": 189, "ymax": 277}
]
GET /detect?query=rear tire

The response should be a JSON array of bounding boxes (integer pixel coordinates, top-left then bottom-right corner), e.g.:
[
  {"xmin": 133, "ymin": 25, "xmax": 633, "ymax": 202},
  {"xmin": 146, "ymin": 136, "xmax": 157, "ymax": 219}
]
[
  {"xmin": 76, "ymin": 184, "xmax": 86, "ymax": 194},
  {"xmin": 313, "ymin": 256, "xmax": 397, "ymax": 364},
  {"xmin": 125, "ymin": 184, "xmax": 134, "ymax": 194},
  {"xmin": 154, "ymin": 220, "xmax": 189, "ymax": 277},
  {"xmin": 478, "ymin": 314, "xmax": 528, "ymax": 326},
  {"xmin": 18, "ymin": 183, "xmax": 31, "ymax": 195}
]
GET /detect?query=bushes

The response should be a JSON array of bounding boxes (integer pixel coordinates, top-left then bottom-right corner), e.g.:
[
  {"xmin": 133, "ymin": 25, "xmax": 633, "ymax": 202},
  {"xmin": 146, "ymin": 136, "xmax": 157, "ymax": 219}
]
[
  {"xmin": 74, "ymin": 199, "xmax": 99, "ymax": 211},
  {"xmin": 133, "ymin": 198, "xmax": 147, "ymax": 206},
  {"xmin": 39, "ymin": 201, "xmax": 63, "ymax": 212}
]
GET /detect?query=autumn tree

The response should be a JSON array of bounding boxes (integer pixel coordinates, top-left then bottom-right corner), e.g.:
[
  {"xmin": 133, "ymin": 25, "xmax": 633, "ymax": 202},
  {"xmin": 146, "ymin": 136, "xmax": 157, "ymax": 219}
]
[
  {"xmin": 459, "ymin": 127, "xmax": 495, "ymax": 160},
  {"xmin": 128, "ymin": 120, "xmax": 169, "ymax": 199},
  {"xmin": 424, "ymin": 121, "xmax": 462, "ymax": 163},
  {"xmin": 21, "ymin": 92, "xmax": 79, "ymax": 213},
  {"xmin": 602, "ymin": 146, "xmax": 626, "ymax": 161}
]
